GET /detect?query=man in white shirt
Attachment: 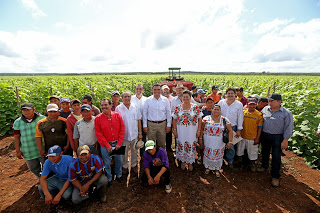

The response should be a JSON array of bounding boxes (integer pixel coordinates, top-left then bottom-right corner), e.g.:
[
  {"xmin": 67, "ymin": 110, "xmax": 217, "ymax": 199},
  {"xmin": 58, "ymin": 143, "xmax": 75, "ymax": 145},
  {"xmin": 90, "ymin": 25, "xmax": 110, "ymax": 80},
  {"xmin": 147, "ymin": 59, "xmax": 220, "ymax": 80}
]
[
  {"xmin": 116, "ymin": 92, "xmax": 142, "ymax": 174},
  {"xmin": 143, "ymin": 84, "xmax": 171, "ymax": 149},
  {"xmin": 131, "ymin": 84, "xmax": 147, "ymax": 154},
  {"xmin": 218, "ymin": 88, "xmax": 244, "ymax": 169}
]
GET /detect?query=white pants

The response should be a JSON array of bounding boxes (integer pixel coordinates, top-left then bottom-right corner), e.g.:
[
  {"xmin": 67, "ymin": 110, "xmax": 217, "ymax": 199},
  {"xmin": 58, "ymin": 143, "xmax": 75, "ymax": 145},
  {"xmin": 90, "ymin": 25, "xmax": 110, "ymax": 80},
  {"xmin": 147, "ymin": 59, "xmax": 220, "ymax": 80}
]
[
  {"xmin": 122, "ymin": 139, "xmax": 138, "ymax": 169},
  {"xmin": 237, "ymin": 139, "xmax": 259, "ymax": 161}
]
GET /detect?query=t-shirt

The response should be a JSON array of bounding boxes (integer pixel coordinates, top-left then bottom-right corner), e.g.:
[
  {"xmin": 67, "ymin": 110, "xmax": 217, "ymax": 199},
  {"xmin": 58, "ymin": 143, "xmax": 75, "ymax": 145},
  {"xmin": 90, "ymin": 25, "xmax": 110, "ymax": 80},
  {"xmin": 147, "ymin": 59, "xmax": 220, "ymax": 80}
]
[
  {"xmin": 207, "ymin": 93, "xmax": 221, "ymax": 104},
  {"xmin": 35, "ymin": 117, "xmax": 68, "ymax": 152},
  {"xmin": 143, "ymin": 147, "xmax": 169, "ymax": 169},
  {"xmin": 73, "ymin": 117, "xmax": 97, "ymax": 146},
  {"xmin": 69, "ymin": 154, "xmax": 104, "ymax": 184},
  {"xmin": 242, "ymin": 109, "xmax": 263, "ymax": 140},
  {"xmin": 42, "ymin": 155, "xmax": 74, "ymax": 180},
  {"xmin": 13, "ymin": 113, "xmax": 46, "ymax": 160},
  {"xmin": 59, "ymin": 108, "xmax": 73, "ymax": 119}
]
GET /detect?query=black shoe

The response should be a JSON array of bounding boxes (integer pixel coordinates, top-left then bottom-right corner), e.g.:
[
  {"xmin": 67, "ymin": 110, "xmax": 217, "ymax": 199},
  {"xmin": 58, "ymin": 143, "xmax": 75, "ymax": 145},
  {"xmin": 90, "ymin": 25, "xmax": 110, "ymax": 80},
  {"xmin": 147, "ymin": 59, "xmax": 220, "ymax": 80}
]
[
  {"xmin": 116, "ymin": 177, "xmax": 123, "ymax": 183},
  {"xmin": 107, "ymin": 181, "xmax": 112, "ymax": 187}
]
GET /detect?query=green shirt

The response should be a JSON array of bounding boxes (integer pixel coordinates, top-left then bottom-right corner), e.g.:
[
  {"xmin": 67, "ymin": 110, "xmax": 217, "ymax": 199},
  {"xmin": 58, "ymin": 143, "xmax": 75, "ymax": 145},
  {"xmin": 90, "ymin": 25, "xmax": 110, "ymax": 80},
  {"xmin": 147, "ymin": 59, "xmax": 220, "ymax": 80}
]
[{"xmin": 13, "ymin": 113, "xmax": 46, "ymax": 160}]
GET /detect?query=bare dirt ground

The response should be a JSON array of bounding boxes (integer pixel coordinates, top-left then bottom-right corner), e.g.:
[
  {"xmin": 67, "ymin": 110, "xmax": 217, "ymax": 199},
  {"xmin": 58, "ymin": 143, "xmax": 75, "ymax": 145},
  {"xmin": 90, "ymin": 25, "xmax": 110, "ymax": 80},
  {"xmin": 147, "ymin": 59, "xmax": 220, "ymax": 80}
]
[{"xmin": 1, "ymin": 136, "xmax": 319, "ymax": 213}]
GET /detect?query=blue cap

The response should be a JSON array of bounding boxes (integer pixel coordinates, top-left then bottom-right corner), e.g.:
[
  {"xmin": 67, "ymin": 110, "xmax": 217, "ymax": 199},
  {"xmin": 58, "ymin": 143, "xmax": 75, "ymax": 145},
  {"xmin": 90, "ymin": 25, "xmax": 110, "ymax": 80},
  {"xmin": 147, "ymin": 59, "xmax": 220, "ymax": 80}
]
[
  {"xmin": 197, "ymin": 89, "xmax": 206, "ymax": 94},
  {"xmin": 81, "ymin": 104, "xmax": 92, "ymax": 111},
  {"xmin": 46, "ymin": 145, "xmax": 62, "ymax": 157},
  {"xmin": 60, "ymin": 97, "xmax": 70, "ymax": 103}
]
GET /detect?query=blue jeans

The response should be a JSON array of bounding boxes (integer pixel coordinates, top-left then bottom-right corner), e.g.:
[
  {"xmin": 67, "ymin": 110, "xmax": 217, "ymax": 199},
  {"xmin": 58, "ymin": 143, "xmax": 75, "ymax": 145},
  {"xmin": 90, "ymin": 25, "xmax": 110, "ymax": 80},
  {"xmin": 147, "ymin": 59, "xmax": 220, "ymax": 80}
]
[
  {"xmin": 38, "ymin": 176, "xmax": 73, "ymax": 200},
  {"xmin": 225, "ymin": 126, "xmax": 237, "ymax": 164},
  {"xmin": 100, "ymin": 142, "xmax": 123, "ymax": 182},
  {"xmin": 261, "ymin": 132, "xmax": 283, "ymax": 179}
]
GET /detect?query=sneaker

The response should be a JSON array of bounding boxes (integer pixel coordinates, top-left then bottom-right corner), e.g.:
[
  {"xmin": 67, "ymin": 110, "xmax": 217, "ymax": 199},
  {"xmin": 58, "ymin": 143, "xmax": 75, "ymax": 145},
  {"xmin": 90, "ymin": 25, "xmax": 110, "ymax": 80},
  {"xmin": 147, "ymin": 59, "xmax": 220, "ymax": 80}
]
[
  {"xmin": 205, "ymin": 169, "xmax": 210, "ymax": 175},
  {"xmin": 107, "ymin": 181, "xmax": 112, "ymax": 187},
  {"xmin": 165, "ymin": 184, "xmax": 172, "ymax": 193},
  {"xmin": 116, "ymin": 177, "xmax": 123, "ymax": 183},
  {"xmin": 271, "ymin": 178, "xmax": 280, "ymax": 187}
]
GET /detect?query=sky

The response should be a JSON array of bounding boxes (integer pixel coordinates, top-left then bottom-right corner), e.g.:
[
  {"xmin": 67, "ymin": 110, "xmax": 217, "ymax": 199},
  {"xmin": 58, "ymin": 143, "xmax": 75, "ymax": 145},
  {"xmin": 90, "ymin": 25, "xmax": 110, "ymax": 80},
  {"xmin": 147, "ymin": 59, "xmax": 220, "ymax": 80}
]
[{"xmin": 0, "ymin": 0, "xmax": 320, "ymax": 73}]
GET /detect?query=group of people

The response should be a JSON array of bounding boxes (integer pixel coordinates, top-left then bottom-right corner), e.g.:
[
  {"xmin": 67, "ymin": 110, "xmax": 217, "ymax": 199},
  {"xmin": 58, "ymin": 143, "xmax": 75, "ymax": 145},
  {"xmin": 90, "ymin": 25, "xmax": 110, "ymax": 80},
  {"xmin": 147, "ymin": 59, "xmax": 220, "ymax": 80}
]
[{"xmin": 13, "ymin": 82, "xmax": 295, "ymax": 205}]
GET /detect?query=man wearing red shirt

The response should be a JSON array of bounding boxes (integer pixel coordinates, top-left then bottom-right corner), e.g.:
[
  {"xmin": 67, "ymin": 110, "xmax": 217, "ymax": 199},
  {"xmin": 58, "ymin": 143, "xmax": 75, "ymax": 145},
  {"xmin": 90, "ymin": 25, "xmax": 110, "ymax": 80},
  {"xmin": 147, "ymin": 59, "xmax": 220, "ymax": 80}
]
[{"xmin": 95, "ymin": 98, "xmax": 125, "ymax": 186}]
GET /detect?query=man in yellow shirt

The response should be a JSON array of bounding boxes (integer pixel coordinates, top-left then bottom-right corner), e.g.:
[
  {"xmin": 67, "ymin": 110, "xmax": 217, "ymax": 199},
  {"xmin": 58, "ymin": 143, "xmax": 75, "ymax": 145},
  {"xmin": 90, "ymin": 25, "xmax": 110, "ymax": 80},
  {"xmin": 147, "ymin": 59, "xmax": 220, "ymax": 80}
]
[{"xmin": 237, "ymin": 98, "xmax": 263, "ymax": 171}]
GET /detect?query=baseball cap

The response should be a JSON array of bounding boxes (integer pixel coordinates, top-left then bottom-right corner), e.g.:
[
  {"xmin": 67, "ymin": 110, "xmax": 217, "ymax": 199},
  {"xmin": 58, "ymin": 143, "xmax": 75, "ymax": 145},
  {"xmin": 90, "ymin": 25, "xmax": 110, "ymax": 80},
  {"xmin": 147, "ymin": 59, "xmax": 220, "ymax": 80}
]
[
  {"xmin": 247, "ymin": 98, "xmax": 257, "ymax": 105},
  {"xmin": 81, "ymin": 104, "xmax": 92, "ymax": 111},
  {"xmin": 269, "ymin": 93, "xmax": 282, "ymax": 101},
  {"xmin": 206, "ymin": 97, "xmax": 214, "ymax": 102},
  {"xmin": 46, "ymin": 104, "xmax": 59, "ymax": 112},
  {"xmin": 197, "ymin": 89, "xmax": 206, "ymax": 94},
  {"xmin": 236, "ymin": 87, "xmax": 243, "ymax": 92},
  {"xmin": 145, "ymin": 140, "xmax": 155, "ymax": 151},
  {"xmin": 47, "ymin": 145, "xmax": 62, "ymax": 157},
  {"xmin": 49, "ymin": 95, "xmax": 60, "ymax": 100},
  {"xmin": 78, "ymin": 145, "xmax": 90, "ymax": 155},
  {"xmin": 161, "ymin": 85, "xmax": 170, "ymax": 90},
  {"xmin": 70, "ymin": 99, "xmax": 81, "ymax": 105},
  {"xmin": 112, "ymin": 91, "xmax": 120, "ymax": 96},
  {"xmin": 60, "ymin": 97, "xmax": 70, "ymax": 104},
  {"xmin": 212, "ymin": 85, "xmax": 218, "ymax": 90},
  {"xmin": 259, "ymin": 97, "xmax": 268, "ymax": 103},
  {"xmin": 21, "ymin": 103, "xmax": 34, "ymax": 110}
]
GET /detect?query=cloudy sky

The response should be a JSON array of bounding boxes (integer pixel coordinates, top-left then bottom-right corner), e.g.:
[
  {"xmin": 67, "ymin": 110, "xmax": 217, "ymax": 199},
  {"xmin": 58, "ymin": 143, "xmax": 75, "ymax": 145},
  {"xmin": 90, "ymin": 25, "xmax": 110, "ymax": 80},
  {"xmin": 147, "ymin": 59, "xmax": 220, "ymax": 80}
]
[{"xmin": 0, "ymin": 0, "xmax": 320, "ymax": 73}]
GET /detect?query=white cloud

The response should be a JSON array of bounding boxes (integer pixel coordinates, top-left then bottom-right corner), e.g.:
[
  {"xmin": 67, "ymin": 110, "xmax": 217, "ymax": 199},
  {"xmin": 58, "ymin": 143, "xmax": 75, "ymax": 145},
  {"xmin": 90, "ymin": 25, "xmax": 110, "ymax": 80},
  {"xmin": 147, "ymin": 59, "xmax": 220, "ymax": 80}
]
[
  {"xmin": 55, "ymin": 22, "xmax": 73, "ymax": 31},
  {"xmin": 21, "ymin": 0, "xmax": 46, "ymax": 18},
  {"xmin": 254, "ymin": 18, "xmax": 292, "ymax": 34}
]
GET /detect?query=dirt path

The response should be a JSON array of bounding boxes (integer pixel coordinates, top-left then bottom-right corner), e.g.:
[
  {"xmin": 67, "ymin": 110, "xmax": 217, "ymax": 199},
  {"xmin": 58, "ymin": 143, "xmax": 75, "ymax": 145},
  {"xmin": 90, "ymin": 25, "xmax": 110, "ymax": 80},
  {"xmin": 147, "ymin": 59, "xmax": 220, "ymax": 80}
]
[{"xmin": 1, "ymin": 136, "xmax": 319, "ymax": 213}]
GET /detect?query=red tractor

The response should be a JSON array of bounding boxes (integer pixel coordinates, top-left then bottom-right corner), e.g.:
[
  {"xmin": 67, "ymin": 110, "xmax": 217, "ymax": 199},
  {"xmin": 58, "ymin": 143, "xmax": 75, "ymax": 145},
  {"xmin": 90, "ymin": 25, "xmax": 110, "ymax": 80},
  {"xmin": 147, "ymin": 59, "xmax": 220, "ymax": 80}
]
[{"xmin": 159, "ymin": 67, "xmax": 194, "ymax": 93}]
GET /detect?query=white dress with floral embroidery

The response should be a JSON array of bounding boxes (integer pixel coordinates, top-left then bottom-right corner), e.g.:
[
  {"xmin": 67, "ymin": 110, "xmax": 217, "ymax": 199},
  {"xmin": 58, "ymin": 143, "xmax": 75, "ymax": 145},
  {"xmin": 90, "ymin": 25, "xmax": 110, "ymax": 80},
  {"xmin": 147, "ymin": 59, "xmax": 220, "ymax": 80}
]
[
  {"xmin": 172, "ymin": 104, "xmax": 203, "ymax": 164},
  {"xmin": 202, "ymin": 115, "xmax": 230, "ymax": 170}
]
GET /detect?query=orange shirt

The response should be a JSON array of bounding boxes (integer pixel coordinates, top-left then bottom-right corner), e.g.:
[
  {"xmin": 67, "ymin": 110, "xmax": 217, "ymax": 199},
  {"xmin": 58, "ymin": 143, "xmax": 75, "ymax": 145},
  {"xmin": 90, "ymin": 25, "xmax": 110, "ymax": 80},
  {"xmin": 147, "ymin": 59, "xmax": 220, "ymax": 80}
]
[{"xmin": 207, "ymin": 93, "xmax": 221, "ymax": 103}]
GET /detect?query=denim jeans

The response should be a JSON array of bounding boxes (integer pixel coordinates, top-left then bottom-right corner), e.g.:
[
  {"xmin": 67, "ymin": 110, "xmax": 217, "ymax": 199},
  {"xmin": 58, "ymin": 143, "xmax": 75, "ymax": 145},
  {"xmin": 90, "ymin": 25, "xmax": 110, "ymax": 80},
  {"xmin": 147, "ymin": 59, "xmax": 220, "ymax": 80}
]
[
  {"xmin": 224, "ymin": 126, "xmax": 237, "ymax": 164},
  {"xmin": 261, "ymin": 132, "xmax": 283, "ymax": 179},
  {"xmin": 71, "ymin": 175, "xmax": 108, "ymax": 204},
  {"xmin": 25, "ymin": 157, "xmax": 45, "ymax": 178},
  {"xmin": 38, "ymin": 176, "xmax": 73, "ymax": 200},
  {"xmin": 100, "ymin": 142, "xmax": 123, "ymax": 182}
]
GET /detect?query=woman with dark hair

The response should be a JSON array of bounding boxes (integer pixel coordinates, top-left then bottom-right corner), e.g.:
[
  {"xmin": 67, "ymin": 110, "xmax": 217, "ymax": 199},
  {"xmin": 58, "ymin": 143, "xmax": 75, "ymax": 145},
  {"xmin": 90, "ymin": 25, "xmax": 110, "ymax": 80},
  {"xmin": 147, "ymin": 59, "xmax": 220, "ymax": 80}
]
[
  {"xmin": 172, "ymin": 90, "xmax": 203, "ymax": 171},
  {"xmin": 199, "ymin": 104, "xmax": 233, "ymax": 177}
]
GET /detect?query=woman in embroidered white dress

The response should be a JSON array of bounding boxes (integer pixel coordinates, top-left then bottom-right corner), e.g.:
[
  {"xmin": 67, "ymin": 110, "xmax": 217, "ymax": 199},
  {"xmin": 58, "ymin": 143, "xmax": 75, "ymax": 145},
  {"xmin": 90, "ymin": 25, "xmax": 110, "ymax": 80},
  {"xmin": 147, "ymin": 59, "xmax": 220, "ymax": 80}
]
[
  {"xmin": 172, "ymin": 90, "xmax": 203, "ymax": 171},
  {"xmin": 199, "ymin": 104, "xmax": 233, "ymax": 177}
]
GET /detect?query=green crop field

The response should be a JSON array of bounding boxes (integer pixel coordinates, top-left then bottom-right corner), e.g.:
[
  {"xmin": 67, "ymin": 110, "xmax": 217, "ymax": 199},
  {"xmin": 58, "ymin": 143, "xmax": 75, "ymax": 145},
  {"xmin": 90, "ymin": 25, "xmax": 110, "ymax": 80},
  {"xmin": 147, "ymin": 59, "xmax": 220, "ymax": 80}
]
[{"xmin": 1, "ymin": 74, "xmax": 319, "ymax": 168}]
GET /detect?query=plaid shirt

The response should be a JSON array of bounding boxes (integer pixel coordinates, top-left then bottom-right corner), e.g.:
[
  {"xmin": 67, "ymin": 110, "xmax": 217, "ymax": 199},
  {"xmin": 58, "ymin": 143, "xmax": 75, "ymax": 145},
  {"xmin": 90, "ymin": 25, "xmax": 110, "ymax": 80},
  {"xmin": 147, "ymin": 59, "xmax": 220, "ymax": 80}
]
[{"xmin": 13, "ymin": 113, "xmax": 46, "ymax": 160}]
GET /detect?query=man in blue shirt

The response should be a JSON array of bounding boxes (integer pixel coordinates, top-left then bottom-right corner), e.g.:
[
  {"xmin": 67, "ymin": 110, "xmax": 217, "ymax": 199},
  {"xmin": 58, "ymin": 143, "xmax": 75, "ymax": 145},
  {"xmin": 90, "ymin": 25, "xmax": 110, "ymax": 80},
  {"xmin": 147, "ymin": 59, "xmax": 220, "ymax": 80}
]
[{"xmin": 38, "ymin": 145, "xmax": 74, "ymax": 205}]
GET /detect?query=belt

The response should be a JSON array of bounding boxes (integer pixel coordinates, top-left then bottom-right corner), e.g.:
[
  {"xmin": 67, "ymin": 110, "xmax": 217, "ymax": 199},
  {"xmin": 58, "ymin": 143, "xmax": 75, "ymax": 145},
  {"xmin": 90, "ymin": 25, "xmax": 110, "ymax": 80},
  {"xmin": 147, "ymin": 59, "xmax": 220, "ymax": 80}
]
[
  {"xmin": 148, "ymin": 120, "xmax": 166, "ymax": 123},
  {"xmin": 108, "ymin": 140, "xmax": 118, "ymax": 144},
  {"xmin": 262, "ymin": 131, "xmax": 282, "ymax": 136}
]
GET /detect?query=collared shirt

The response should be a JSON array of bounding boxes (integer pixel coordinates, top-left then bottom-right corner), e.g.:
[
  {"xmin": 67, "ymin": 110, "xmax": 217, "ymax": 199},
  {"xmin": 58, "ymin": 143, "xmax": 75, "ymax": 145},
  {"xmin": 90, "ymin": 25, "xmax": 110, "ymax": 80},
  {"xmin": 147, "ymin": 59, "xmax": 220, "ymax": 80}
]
[
  {"xmin": 115, "ymin": 103, "xmax": 141, "ymax": 141},
  {"xmin": 143, "ymin": 147, "xmax": 169, "ymax": 169},
  {"xmin": 143, "ymin": 95, "xmax": 171, "ymax": 128},
  {"xmin": 261, "ymin": 106, "xmax": 294, "ymax": 138},
  {"xmin": 218, "ymin": 99, "xmax": 244, "ymax": 130},
  {"xmin": 13, "ymin": 113, "xmax": 46, "ymax": 160},
  {"xmin": 73, "ymin": 117, "xmax": 97, "ymax": 146},
  {"xmin": 42, "ymin": 155, "xmax": 74, "ymax": 180},
  {"xmin": 35, "ymin": 117, "xmax": 68, "ymax": 152},
  {"xmin": 170, "ymin": 96, "xmax": 197, "ymax": 113},
  {"xmin": 131, "ymin": 95, "xmax": 147, "ymax": 118},
  {"xmin": 69, "ymin": 154, "xmax": 104, "ymax": 184},
  {"xmin": 94, "ymin": 112, "xmax": 125, "ymax": 148}
]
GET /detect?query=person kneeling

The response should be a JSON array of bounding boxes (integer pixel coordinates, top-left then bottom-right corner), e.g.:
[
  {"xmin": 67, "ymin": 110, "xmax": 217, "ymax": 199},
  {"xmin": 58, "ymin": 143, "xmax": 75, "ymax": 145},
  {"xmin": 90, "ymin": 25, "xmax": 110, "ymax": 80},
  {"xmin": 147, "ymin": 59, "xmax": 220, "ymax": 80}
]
[
  {"xmin": 38, "ymin": 145, "xmax": 74, "ymax": 205},
  {"xmin": 141, "ymin": 140, "xmax": 172, "ymax": 193},
  {"xmin": 69, "ymin": 145, "xmax": 108, "ymax": 203}
]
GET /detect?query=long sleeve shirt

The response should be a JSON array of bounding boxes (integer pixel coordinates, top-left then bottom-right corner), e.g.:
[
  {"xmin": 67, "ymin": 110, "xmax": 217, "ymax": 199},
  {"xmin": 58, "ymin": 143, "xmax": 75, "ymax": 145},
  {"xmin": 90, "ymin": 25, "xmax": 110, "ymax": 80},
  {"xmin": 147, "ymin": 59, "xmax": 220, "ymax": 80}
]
[
  {"xmin": 94, "ymin": 112, "xmax": 125, "ymax": 148},
  {"xmin": 143, "ymin": 95, "xmax": 171, "ymax": 128},
  {"xmin": 131, "ymin": 95, "xmax": 147, "ymax": 119},
  {"xmin": 218, "ymin": 99, "xmax": 244, "ymax": 130},
  {"xmin": 261, "ymin": 106, "xmax": 294, "ymax": 139}
]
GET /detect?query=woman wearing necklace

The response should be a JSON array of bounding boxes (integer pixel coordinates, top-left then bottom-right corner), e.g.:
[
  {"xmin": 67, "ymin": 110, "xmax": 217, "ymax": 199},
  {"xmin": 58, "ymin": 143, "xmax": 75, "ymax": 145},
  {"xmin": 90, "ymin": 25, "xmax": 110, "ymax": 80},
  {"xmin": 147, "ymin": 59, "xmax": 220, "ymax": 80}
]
[
  {"xmin": 172, "ymin": 90, "xmax": 203, "ymax": 171},
  {"xmin": 199, "ymin": 104, "xmax": 233, "ymax": 177}
]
